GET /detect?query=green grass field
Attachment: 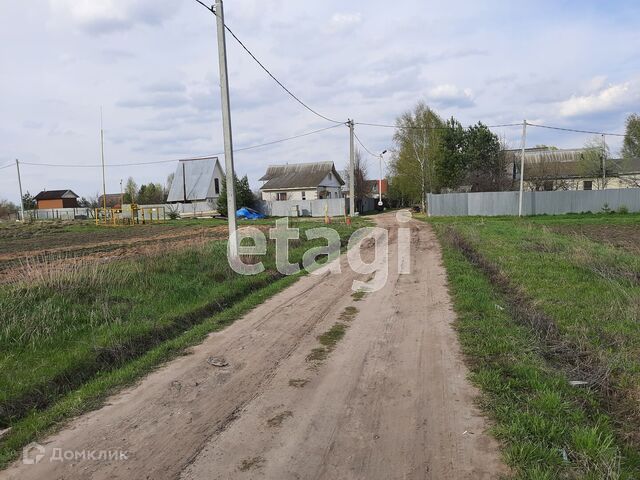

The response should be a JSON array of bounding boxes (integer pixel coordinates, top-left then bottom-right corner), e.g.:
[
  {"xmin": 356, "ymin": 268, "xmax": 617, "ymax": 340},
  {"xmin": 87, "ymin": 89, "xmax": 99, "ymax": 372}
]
[
  {"xmin": 0, "ymin": 217, "xmax": 367, "ymax": 468},
  {"xmin": 429, "ymin": 213, "xmax": 640, "ymax": 479}
]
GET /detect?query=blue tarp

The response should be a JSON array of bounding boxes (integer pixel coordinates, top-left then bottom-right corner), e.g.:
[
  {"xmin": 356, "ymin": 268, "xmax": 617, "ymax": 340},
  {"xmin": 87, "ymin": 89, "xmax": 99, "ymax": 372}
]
[{"xmin": 236, "ymin": 207, "xmax": 266, "ymax": 219}]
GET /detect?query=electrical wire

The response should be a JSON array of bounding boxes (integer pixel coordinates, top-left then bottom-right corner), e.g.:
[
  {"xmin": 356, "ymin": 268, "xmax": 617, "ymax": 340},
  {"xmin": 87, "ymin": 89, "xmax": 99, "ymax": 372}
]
[
  {"xmin": 18, "ymin": 123, "xmax": 343, "ymax": 169},
  {"xmin": 353, "ymin": 131, "xmax": 379, "ymax": 157},
  {"xmin": 355, "ymin": 121, "xmax": 524, "ymax": 130},
  {"xmin": 194, "ymin": 0, "xmax": 344, "ymax": 125},
  {"xmin": 0, "ymin": 163, "xmax": 14, "ymax": 170},
  {"xmin": 527, "ymin": 123, "xmax": 625, "ymax": 137}
]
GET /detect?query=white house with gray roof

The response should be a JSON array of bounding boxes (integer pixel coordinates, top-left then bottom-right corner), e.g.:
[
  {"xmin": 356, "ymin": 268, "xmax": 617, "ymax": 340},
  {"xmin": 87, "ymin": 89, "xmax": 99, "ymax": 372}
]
[{"xmin": 259, "ymin": 161, "xmax": 344, "ymax": 201}]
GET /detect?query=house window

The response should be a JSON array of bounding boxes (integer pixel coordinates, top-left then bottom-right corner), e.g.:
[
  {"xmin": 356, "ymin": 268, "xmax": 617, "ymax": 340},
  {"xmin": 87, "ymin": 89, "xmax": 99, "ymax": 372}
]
[
  {"xmin": 277, "ymin": 192, "xmax": 287, "ymax": 201},
  {"xmin": 301, "ymin": 191, "xmax": 306, "ymax": 200},
  {"xmin": 328, "ymin": 172, "xmax": 332, "ymax": 181},
  {"xmin": 214, "ymin": 178, "xmax": 220, "ymax": 195},
  {"xmin": 583, "ymin": 180, "xmax": 593, "ymax": 191}
]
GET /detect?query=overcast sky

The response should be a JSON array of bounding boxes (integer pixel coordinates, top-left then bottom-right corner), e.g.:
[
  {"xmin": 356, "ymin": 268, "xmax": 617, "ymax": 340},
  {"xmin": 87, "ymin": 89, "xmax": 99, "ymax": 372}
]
[{"xmin": 1, "ymin": 0, "xmax": 639, "ymax": 200}]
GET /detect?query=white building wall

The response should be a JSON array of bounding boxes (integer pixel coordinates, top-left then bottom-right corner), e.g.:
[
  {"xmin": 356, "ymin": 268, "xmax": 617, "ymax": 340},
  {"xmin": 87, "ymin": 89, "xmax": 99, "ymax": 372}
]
[{"xmin": 261, "ymin": 189, "xmax": 319, "ymax": 201}]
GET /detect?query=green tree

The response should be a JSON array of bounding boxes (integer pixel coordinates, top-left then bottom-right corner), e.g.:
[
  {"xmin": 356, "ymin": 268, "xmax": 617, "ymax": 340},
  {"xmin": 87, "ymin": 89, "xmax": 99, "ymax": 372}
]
[
  {"xmin": 434, "ymin": 117, "xmax": 467, "ymax": 191},
  {"xmin": 22, "ymin": 191, "xmax": 36, "ymax": 210},
  {"xmin": 622, "ymin": 113, "xmax": 640, "ymax": 160},
  {"xmin": 464, "ymin": 122, "xmax": 507, "ymax": 191},
  {"xmin": 391, "ymin": 102, "xmax": 443, "ymax": 210},
  {"xmin": 579, "ymin": 136, "xmax": 612, "ymax": 190},
  {"xmin": 137, "ymin": 183, "xmax": 164, "ymax": 205},
  {"xmin": 217, "ymin": 174, "xmax": 255, "ymax": 216}
]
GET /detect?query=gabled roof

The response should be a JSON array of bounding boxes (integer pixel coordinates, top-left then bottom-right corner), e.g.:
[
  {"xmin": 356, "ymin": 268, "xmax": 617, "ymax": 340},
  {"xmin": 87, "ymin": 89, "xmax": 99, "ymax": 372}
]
[
  {"xmin": 34, "ymin": 190, "xmax": 79, "ymax": 200},
  {"xmin": 260, "ymin": 161, "xmax": 344, "ymax": 190},
  {"xmin": 166, "ymin": 157, "xmax": 224, "ymax": 202}
]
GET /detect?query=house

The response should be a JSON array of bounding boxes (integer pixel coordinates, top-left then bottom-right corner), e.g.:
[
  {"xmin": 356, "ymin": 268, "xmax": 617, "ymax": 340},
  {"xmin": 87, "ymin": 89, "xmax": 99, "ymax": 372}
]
[
  {"xmin": 98, "ymin": 193, "xmax": 122, "ymax": 209},
  {"xmin": 259, "ymin": 161, "xmax": 344, "ymax": 201},
  {"xmin": 506, "ymin": 147, "xmax": 640, "ymax": 191},
  {"xmin": 166, "ymin": 157, "xmax": 225, "ymax": 205},
  {"xmin": 34, "ymin": 189, "xmax": 79, "ymax": 209},
  {"xmin": 364, "ymin": 179, "xmax": 388, "ymax": 199}
]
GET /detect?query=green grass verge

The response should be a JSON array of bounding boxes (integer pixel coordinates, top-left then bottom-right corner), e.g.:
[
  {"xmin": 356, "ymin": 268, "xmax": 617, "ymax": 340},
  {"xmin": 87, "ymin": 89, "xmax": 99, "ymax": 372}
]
[
  {"xmin": 429, "ymin": 213, "xmax": 640, "ymax": 479},
  {"xmin": 0, "ymin": 272, "xmax": 299, "ymax": 469},
  {"xmin": 0, "ymin": 218, "xmax": 369, "ymax": 468}
]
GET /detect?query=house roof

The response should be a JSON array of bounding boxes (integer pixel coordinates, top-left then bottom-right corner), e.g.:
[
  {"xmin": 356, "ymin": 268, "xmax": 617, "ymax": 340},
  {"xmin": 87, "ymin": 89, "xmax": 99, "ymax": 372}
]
[
  {"xmin": 166, "ymin": 157, "xmax": 224, "ymax": 202},
  {"xmin": 34, "ymin": 189, "xmax": 79, "ymax": 201},
  {"xmin": 98, "ymin": 194, "xmax": 123, "ymax": 206},
  {"xmin": 517, "ymin": 157, "xmax": 640, "ymax": 180},
  {"xmin": 364, "ymin": 179, "xmax": 389, "ymax": 195},
  {"xmin": 259, "ymin": 161, "xmax": 344, "ymax": 190}
]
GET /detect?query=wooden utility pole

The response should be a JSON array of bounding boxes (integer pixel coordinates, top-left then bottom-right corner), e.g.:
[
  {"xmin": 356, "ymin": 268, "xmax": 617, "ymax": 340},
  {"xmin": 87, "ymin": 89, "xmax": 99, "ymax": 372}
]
[{"xmin": 215, "ymin": 0, "xmax": 238, "ymax": 255}]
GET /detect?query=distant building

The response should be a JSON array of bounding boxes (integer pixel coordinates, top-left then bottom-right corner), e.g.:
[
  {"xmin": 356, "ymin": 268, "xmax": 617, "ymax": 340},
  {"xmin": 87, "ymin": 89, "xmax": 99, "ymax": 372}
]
[
  {"xmin": 34, "ymin": 189, "xmax": 79, "ymax": 209},
  {"xmin": 364, "ymin": 179, "xmax": 388, "ymax": 199},
  {"xmin": 506, "ymin": 147, "xmax": 640, "ymax": 191},
  {"xmin": 166, "ymin": 157, "xmax": 225, "ymax": 204},
  {"xmin": 259, "ymin": 161, "xmax": 344, "ymax": 201},
  {"xmin": 98, "ymin": 193, "xmax": 122, "ymax": 209}
]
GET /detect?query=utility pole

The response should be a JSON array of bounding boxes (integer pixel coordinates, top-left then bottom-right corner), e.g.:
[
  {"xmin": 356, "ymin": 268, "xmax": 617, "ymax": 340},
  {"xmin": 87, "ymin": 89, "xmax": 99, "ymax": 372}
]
[
  {"xmin": 214, "ymin": 0, "xmax": 238, "ymax": 256},
  {"xmin": 602, "ymin": 133, "xmax": 607, "ymax": 189},
  {"xmin": 100, "ymin": 107, "xmax": 107, "ymax": 224},
  {"xmin": 348, "ymin": 119, "xmax": 355, "ymax": 216},
  {"xmin": 518, "ymin": 120, "xmax": 527, "ymax": 217},
  {"xmin": 15, "ymin": 159, "xmax": 25, "ymax": 222},
  {"xmin": 378, "ymin": 150, "xmax": 387, "ymax": 207}
]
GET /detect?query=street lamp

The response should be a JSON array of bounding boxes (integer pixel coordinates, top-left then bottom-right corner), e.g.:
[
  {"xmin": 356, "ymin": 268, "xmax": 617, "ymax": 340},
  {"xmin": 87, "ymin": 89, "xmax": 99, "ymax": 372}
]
[{"xmin": 378, "ymin": 150, "xmax": 387, "ymax": 207}]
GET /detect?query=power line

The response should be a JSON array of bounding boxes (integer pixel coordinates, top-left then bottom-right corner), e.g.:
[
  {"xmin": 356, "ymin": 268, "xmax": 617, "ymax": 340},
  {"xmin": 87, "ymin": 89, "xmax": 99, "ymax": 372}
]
[
  {"xmin": 527, "ymin": 123, "xmax": 625, "ymax": 137},
  {"xmin": 0, "ymin": 163, "xmax": 13, "ymax": 170},
  {"xmin": 194, "ymin": 0, "xmax": 344, "ymax": 125},
  {"xmin": 355, "ymin": 121, "xmax": 524, "ymax": 130},
  {"xmin": 353, "ymin": 131, "xmax": 379, "ymax": 157},
  {"xmin": 17, "ymin": 123, "xmax": 343, "ymax": 169}
]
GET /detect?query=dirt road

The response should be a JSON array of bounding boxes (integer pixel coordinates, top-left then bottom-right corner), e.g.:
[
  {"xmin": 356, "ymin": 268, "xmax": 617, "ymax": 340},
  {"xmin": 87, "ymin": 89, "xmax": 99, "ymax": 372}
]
[{"xmin": 1, "ymin": 211, "xmax": 507, "ymax": 479}]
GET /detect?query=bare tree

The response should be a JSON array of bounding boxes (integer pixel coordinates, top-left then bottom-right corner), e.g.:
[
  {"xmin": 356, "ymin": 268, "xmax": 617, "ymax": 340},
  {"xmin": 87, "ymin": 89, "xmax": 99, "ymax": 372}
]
[{"xmin": 343, "ymin": 149, "xmax": 369, "ymax": 210}]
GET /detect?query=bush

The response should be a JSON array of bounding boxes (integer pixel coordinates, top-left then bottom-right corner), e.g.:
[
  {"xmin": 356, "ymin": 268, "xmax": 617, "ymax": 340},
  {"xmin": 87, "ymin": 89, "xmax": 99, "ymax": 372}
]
[{"xmin": 617, "ymin": 205, "xmax": 629, "ymax": 214}]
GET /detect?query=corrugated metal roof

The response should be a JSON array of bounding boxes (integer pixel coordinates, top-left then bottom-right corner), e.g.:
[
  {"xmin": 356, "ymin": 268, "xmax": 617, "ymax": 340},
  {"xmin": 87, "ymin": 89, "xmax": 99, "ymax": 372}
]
[
  {"xmin": 166, "ymin": 157, "xmax": 224, "ymax": 202},
  {"xmin": 260, "ymin": 161, "xmax": 344, "ymax": 190},
  {"xmin": 518, "ymin": 157, "xmax": 640, "ymax": 180}
]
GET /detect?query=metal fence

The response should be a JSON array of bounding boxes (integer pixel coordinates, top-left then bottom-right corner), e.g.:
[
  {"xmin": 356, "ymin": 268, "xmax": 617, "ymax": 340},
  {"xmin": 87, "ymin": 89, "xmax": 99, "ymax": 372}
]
[
  {"xmin": 427, "ymin": 188, "xmax": 640, "ymax": 216},
  {"xmin": 258, "ymin": 198, "xmax": 348, "ymax": 217},
  {"xmin": 23, "ymin": 208, "xmax": 93, "ymax": 221}
]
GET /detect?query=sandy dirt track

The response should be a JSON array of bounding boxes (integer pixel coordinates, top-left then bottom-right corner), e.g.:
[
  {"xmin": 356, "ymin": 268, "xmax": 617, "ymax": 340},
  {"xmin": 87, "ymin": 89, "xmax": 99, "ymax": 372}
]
[{"xmin": 1, "ymin": 212, "xmax": 507, "ymax": 479}]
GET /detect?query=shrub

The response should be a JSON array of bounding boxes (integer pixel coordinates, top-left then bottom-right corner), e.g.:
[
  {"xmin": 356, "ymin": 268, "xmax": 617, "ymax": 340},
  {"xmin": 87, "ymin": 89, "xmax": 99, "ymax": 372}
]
[{"xmin": 617, "ymin": 205, "xmax": 629, "ymax": 214}]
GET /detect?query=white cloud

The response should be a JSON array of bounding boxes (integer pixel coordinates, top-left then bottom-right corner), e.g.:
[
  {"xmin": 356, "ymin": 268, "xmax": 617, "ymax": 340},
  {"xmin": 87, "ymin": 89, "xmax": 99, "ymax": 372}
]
[
  {"xmin": 49, "ymin": 0, "xmax": 179, "ymax": 34},
  {"xmin": 558, "ymin": 80, "xmax": 640, "ymax": 117},
  {"xmin": 428, "ymin": 84, "xmax": 475, "ymax": 108},
  {"xmin": 328, "ymin": 13, "xmax": 362, "ymax": 32}
]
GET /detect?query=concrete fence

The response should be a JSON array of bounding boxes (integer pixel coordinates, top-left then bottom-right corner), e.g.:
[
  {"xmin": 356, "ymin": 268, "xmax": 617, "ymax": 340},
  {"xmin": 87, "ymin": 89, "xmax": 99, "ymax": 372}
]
[
  {"xmin": 427, "ymin": 188, "xmax": 640, "ymax": 216},
  {"xmin": 258, "ymin": 198, "xmax": 348, "ymax": 217}
]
